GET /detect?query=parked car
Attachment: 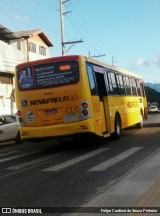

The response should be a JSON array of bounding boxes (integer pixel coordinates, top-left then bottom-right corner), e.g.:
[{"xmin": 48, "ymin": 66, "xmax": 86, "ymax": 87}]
[
  {"xmin": 148, "ymin": 105, "xmax": 159, "ymax": 114},
  {"xmin": 0, "ymin": 114, "xmax": 22, "ymax": 144}
]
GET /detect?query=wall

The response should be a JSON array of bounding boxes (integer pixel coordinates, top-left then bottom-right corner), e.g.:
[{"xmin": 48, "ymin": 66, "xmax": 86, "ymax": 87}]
[
  {"xmin": 0, "ymin": 34, "xmax": 51, "ymax": 115},
  {"xmin": 0, "ymin": 40, "xmax": 26, "ymax": 74}
]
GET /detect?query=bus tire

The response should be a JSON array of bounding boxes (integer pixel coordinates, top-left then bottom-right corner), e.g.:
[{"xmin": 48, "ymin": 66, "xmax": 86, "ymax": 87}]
[
  {"xmin": 136, "ymin": 112, "xmax": 143, "ymax": 129},
  {"xmin": 112, "ymin": 114, "xmax": 121, "ymax": 139},
  {"xmin": 15, "ymin": 131, "xmax": 23, "ymax": 144}
]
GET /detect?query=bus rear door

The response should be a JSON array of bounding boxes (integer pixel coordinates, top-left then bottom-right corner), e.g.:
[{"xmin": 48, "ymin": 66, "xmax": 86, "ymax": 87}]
[
  {"xmin": 95, "ymin": 71, "xmax": 111, "ymax": 137},
  {"xmin": 87, "ymin": 64, "xmax": 109, "ymax": 137}
]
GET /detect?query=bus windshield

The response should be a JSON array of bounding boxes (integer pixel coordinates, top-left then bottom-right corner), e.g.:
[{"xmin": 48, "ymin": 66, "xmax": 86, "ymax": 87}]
[{"xmin": 18, "ymin": 61, "xmax": 79, "ymax": 90}]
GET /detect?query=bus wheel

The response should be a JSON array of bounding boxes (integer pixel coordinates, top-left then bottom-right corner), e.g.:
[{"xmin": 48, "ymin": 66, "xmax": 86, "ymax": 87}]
[
  {"xmin": 112, "ymin": 114, "xmax": 121, "ymax": 139},
  {"xmin": 15, "ymin": 131, "xmax": 23, "ymax": 144},
  {"xmin": 136, "ymin": 112, "xmax": 143, "ymax": 129}
]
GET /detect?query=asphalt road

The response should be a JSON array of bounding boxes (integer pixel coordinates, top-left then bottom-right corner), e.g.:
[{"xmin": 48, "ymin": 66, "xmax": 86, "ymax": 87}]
[{"xmin": 0, "ymin": 114, "xmax": 160, "ymax": 216}]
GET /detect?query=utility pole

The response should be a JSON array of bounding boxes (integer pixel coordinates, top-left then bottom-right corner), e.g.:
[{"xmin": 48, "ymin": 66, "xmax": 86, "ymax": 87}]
[
  {"xmin": 112, "ymin": 56, "xmax": 117, "ymax": 66},
  {"xmin": 59, "ymin": 0, "xmax": 66, "ymax": 56},
  {"xmin": 59, "ymin": 0, "xmax": 83, "ymax": 56}
]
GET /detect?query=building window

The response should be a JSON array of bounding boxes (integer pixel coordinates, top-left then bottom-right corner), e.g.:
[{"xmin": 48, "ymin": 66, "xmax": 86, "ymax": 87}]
[
  {"xmin": 0, "ymin": 73, "xmax": 13, "ymax": 84},
  {"xmin": 28, "ymin": 42, "xmax": 36, "ymax": 53},
  {"xmin": 17, "ymin": 40, "xmax": 21, "ymax": 50},
  {"xmin": 39, "ymin": 46, "xmax": 46, "ymax": 56}
]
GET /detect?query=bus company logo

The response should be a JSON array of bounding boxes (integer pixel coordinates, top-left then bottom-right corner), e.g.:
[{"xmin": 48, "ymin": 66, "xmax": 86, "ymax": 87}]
[
  {"xmin": 22, "ymin": 100, "xmax": 28, "ymax": 107},
  {"xmin": 127, "ymin": 101, "xmax": 138, "ymax": 108},
  {"xmin": 30, "ymin": 95, "xmax": 78, "ymax": 106}
]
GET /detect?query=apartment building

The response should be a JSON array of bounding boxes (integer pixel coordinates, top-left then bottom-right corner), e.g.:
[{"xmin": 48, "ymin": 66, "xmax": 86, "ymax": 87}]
[{"xmin": 0, "ymin": 24, "xmax": 53, "ymax": 114}]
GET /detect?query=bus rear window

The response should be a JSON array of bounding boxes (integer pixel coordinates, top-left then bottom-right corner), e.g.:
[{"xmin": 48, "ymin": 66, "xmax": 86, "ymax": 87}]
[{"xmin": 18, "ymin": 61, "xmax": 79, "ymax": 90}]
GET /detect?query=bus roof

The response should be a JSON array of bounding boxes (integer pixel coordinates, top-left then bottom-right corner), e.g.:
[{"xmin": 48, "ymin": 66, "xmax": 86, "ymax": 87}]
[
  {"xmin": 84, "ymin": 56, "xmax": 142, "ymax": 79},
  {"xmin": 16, "ymin": 55, "xmax": 142, "ymax": 80},
  {"xmin": 16, "ymin": 55, "xmax": 79, "ymax": 69}
]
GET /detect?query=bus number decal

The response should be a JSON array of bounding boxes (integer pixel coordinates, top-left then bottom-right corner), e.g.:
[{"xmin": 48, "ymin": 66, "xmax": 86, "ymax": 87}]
[
  {"xmin": 127, "ymin": 101, "xmax": 139, "ymax": 108},
  {"xmin": 66, "ymin": 106, "xmax": 79, "ymax": 114}
]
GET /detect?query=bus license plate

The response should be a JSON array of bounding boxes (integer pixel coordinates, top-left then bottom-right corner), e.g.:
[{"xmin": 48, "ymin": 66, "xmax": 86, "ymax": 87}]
[{"xmin": 45, "ymin": 108, "xmax": 57, "ymax": 115}]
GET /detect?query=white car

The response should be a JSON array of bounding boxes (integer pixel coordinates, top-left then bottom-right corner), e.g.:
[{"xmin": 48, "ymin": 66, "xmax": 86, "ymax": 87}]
[
  {"xmin": 148, "ymin": 106, "xmax": 159, "ymax": 114},
  {"xmin": 0, "ymin": 115, "xmax": 22, "ymax": 144}
]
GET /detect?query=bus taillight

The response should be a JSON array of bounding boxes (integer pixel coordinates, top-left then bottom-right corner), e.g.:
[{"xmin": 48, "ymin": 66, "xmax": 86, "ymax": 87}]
[
  {"xmin": 80, "ymin": 101, "xmax": 91, "ymax": 120},
  {"xmin": 17, "ymin": 110, "xmax": 24, "ymax": 123},
  {"xmin": 82, "ymin": 110, "xmax": 88, "ymax": 116},
  {"xmin": 82, "ymin": 102, "xmax": 88, "ymax": 109},
  {"xmin": 17, "ymin": 110, "xmax": 22, "ymax": 116},
  {"xmin": 19, "ymin": 117, "xmax": 24, "ymax": 123}
]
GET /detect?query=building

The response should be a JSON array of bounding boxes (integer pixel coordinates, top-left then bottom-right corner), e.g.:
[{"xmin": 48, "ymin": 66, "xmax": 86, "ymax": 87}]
[
  {"xmin": 15, "ymin": 29, "xmax": 53, "ymax": 62},
  {"xmin": 0, "ymin": 24, "xmax": 53, "ymax": 114}
]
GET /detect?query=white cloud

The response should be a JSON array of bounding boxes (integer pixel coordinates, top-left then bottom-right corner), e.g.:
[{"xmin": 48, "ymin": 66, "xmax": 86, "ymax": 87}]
[
  {"xmin": 131, "ymin": 54, "xmax": 160, "ymax": 69},
  {"xmin": 131, "ymin": 58, "xmax": 150, "ymax": 69}
]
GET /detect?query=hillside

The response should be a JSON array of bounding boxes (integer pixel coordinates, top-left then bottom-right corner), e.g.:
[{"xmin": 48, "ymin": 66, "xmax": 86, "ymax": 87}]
[
  {"xmin": 145, "ymin": 86, "xmax": 160, "ymax": 106},
  {"xmin": 145, "ymin": 82, "xmax": 160, "ymax": 92}
]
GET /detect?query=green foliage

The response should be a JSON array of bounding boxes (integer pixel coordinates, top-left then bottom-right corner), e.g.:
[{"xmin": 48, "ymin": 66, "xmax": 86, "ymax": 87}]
[{"xmin": 145, "ymin": 86, "xmax": 160, "ymax": 105}]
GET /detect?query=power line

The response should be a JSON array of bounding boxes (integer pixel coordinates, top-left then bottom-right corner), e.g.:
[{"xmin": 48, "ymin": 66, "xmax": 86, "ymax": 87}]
[
  {"xmin": 0, "ymin": 0, "xmax": 60, "ymax": 38},
  {"xmin": 70, "ymin": 1, "xmax": 110, "ymax": 55},
  {"xmin": 0, "ymin": 0, "xmax": 114, "ymax": 59}
]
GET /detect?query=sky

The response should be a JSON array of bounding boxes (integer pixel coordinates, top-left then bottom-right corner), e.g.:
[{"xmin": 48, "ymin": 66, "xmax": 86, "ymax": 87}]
[{"xmin": 0, "ymin": 0, "xmax": 160, "ymax": 83}]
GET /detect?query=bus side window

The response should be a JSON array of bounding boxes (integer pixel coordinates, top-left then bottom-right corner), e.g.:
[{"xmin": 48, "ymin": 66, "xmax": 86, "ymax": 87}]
[
  {"xmin": 86, "ymin": 65, "xmax": 98, "ymax": 95},
  {"xmin": 104, "ymin": 70, "xmax": 109, "ymax": 93},
  {"xmin": 123, "ymin": 76, "xmax": 132, "ymax": 95},
  {"xmin": 107, "ymin": 71, "xmax": 118, "ymax": 95},
  {"xmin": 116, "ymin": 74, "xmax": 125, "ymax": 95},
  {"xmin": 140, "ymin": 82, "xmax": 146, "ymax": 97},
  {"xmin": 131, "ymin": 78, "xmax": 138, "ymax": 95},
  {"xmin": 136, "ymin": 80, "xmax": 142, "ymax": 96}
]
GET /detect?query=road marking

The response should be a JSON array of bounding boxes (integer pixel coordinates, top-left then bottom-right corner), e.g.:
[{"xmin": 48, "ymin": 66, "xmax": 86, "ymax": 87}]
[
  {"xmin": 0, "ymin": 150, "xmax": 43, "ymax": 163},
  {"xmin": 6, "ymin": 153, "xmax": 63, "ymax": 170},
  {"xmin": 88, "ymin": 147, "xmax": 143, "ymax": 171},
  {"xmin": 0, "ymin": 150, "xmax": 19, "ymax": 157},
  {"xmin": 43, "ymin": 148, "xmax": 109, "ymax": 172},
  {"xmin": 67, "ymin": 149, "xmax": 160, "ymax": 216}
]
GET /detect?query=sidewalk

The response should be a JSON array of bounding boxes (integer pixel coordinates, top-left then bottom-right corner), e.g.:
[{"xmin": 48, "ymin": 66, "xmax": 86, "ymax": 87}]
[{"xmin": 65, "ymin": 148, "xmax": 160, "ymax": 216}]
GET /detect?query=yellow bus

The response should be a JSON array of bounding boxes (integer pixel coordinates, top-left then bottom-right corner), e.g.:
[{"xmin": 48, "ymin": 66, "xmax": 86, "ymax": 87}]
[{"xmin": 15, "ymin": 55, "xmax": 148, "ymax": 141}]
